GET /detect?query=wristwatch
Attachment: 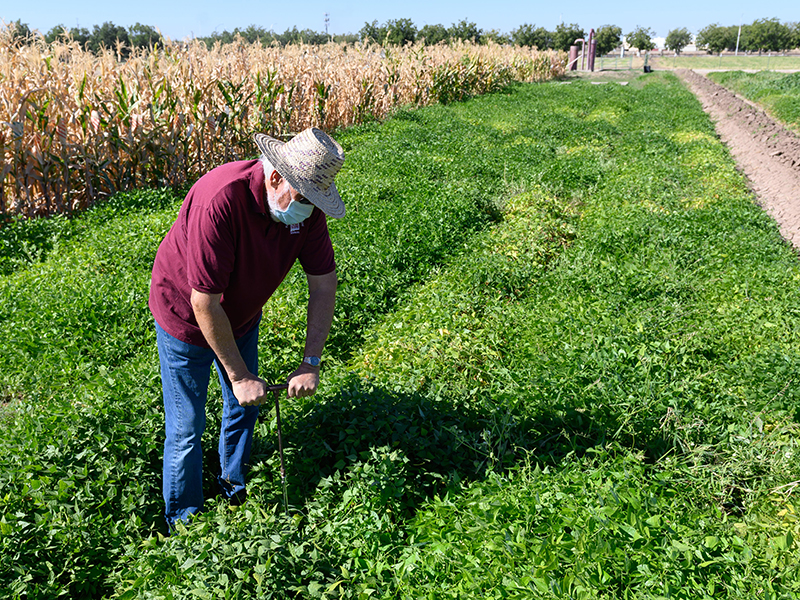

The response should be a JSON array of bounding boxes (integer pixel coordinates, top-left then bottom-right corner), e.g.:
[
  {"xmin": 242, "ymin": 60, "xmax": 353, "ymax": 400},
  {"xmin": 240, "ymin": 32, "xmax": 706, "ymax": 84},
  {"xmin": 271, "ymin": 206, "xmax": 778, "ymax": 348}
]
[{"xmin": 302, "ymin": 356, "xmax": 321, "ymax": 367}]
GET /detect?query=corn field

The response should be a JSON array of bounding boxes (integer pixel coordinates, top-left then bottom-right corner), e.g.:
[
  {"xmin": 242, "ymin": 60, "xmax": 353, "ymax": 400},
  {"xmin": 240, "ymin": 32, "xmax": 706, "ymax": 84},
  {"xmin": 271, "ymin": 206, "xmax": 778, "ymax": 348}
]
[{"xmin": 0, "ymin": 27, "xmax": 566, "ymax": 217}]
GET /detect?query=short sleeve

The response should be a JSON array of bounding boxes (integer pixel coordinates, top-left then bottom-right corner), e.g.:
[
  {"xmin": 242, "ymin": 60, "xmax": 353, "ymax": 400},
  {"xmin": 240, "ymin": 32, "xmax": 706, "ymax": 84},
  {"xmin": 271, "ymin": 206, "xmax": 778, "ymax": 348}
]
[
  {"xmin": 186, "ymin": 198, "xmax": 236, "ymax": 294},
  {"xmin": 299, "ymin": 210, "xmax": 336, "ymax": 276}
]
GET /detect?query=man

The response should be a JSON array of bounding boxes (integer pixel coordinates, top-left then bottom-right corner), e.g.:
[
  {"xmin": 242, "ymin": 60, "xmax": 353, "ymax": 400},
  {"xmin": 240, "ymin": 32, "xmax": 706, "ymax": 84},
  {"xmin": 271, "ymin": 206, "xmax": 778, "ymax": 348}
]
[{"xmin": 149, "ymin": 127, "xmax": 345, "ymax": 530}]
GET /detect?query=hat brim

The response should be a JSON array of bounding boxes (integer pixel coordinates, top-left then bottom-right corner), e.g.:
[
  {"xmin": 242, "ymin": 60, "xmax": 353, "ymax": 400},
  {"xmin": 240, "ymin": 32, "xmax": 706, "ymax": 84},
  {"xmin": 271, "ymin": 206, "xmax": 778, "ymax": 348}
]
[{"xmin": 255, "ymin": 133, "xmax": 345, "ymax": 219}]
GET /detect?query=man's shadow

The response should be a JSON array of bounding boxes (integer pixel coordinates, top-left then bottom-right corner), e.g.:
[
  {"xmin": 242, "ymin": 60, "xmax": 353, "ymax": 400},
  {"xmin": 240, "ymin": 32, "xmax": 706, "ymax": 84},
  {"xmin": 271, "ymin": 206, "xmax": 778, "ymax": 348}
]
[{"xmin": 247, "ymin": 378, "xmax": 673, "ymax": 517}]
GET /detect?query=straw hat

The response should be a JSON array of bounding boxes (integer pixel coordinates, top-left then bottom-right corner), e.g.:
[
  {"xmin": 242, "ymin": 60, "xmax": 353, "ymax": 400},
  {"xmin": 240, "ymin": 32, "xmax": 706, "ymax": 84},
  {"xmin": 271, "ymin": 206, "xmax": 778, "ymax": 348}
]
[{"xmin": 254, "ymin": 127, "xmax": 346, "ymax": 219}]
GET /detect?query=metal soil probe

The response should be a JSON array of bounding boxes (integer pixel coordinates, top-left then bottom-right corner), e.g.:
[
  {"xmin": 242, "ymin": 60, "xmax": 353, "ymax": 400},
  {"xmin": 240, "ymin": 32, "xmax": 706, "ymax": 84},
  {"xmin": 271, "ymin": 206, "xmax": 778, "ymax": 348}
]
[{"xmin": 267, "ymin": 383, "xmax": 290, "ymax": 515}]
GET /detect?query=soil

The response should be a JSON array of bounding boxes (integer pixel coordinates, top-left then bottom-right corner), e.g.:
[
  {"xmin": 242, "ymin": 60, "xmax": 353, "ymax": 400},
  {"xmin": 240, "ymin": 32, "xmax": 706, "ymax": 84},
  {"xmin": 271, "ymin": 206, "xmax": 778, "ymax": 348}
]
[{"xmin": 675, "ymin": 69, "xmax": 800, "ymax": 249}]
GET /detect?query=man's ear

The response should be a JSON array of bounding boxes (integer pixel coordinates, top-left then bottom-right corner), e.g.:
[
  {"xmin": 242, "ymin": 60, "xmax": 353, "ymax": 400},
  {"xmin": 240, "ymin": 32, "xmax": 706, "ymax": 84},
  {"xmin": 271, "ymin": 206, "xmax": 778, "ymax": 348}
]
[{"xmin": 268, "ymin": 169, "xmax": 283, "ymax": 188}]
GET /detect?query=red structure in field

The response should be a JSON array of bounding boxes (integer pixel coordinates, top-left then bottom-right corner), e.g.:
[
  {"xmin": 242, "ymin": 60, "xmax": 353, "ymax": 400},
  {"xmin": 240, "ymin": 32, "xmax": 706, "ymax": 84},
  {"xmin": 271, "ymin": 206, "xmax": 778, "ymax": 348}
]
[
  {"xmin": 588, "ymin": 29, "xmax": 596, "ymax": 71},
  {"xmin": 569, "ymin": 28, "xmax": 597, "ymax": 72}
]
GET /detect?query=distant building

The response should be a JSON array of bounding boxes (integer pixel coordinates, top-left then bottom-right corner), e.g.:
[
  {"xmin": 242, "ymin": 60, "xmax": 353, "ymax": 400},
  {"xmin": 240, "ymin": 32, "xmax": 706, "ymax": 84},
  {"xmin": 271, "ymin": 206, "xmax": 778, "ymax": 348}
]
[{"xmin": 620, "ymin": 35, "xmax": 697, "ymax": 55}]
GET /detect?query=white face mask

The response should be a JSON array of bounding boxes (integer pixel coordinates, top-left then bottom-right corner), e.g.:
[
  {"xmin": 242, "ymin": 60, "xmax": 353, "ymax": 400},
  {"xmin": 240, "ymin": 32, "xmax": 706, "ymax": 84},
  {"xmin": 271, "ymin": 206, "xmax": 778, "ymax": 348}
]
[{"xmin": 267, "ymin": 194, "xmax": 315, "ymax": 225}]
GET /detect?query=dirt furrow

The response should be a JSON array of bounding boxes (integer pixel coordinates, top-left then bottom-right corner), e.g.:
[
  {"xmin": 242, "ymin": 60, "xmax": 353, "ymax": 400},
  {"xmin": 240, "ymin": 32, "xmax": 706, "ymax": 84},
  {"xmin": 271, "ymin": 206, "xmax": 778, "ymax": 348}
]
[{"xmin": 676, "ymin": 68, "xmax": 800, "ymax": 249}]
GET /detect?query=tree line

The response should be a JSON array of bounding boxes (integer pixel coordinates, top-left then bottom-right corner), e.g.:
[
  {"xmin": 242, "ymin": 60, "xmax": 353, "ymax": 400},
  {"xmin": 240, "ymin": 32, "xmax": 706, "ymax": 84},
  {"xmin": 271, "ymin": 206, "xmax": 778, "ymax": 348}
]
[
  {"xmin": 4, "ymin": 17, "xmax": 800, "ymax": 55},
  {"xmin": 198, "ymin": 21, "xmax": 624, "ymax": 54},
  {"xmin": 3, "ymin": 18, "xmax": 620, "ymax": 54},
  {"xmin": 6, "ymin": 19, "xmax": 164, "ymax": 56},
  {"xmin": 637, "ymin": 19, "xmax": 800, "ymax": 56},
  {"xmin": 695, "ymin": 18, "xmax": 800, "ymax": 54}
]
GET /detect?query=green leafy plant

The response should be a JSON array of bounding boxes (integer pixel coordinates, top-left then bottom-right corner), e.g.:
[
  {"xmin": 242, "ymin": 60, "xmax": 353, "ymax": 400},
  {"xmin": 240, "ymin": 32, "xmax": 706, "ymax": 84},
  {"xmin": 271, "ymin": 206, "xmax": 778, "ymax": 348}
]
[{"xmin": 3, "ymin": 73, "xmax": 800, "ymax": 599}]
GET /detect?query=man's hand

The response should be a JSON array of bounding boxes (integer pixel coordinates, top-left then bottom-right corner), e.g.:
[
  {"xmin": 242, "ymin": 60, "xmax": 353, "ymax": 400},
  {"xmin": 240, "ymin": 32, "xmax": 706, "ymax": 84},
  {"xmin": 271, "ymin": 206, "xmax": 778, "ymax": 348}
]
[
  {"xmin": 290, "ymin": 270, "xmax": 335, "ymax": 399},
  {"xmin": 231, "ymin": 373, "xmax": 269, "ymax": 406},
  {"xmin": 287, "ymin": 363, "xmax": 320, "ymax": 398}
]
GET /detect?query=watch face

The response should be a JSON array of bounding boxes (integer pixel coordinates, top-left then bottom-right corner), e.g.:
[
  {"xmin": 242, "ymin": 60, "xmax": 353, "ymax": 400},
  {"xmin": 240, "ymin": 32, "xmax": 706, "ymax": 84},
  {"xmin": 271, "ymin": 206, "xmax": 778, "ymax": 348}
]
[{"xmin": 305, "ymin": 356, "xmax": 321, "ymax": 367}]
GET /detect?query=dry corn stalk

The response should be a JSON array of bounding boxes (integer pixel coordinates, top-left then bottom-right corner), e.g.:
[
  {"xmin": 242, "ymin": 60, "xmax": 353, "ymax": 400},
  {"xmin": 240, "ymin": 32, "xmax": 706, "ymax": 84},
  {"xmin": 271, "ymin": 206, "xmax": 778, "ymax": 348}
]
[{"xmin": 0, "ymin": 27, "xmax": 566, "ymax": 217}]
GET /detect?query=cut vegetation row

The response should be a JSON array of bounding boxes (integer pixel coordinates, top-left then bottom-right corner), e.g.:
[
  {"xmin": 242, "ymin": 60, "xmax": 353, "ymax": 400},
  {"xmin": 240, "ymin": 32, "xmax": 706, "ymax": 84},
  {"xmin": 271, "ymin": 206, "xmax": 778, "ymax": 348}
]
[
  {"xmin": 677, "ymin": 69, "xmax": 800, "ymax": 250},
  {"xmin": 706, "ymin": 70, "xmax": 800, "ymax": 136},
  {"xmin": 1, "ymin": 72, "xmax": 800, "ymax": 599}
]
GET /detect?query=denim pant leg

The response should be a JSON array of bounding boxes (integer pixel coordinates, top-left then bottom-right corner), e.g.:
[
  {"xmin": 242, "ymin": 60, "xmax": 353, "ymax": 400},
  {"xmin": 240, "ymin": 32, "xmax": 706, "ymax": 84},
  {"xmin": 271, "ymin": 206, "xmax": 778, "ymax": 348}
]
[
  {"xmin": 215, "ymin": 318, "xmax": 261, "ymax": 499},
  {"xmin": 156, "ymin": 322, "xmax": 215, "ymax": 528}
]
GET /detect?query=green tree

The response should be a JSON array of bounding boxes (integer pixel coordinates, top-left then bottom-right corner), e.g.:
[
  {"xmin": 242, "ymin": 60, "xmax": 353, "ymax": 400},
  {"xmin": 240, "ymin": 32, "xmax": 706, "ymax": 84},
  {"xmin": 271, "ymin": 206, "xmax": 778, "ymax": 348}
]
[
  {"xmin": 665, "ymin": 27, "xmax": 692, "ymax": 54},
  {"xmin": 288, "ymin": 27, "xmax": 327, "ymax": 45},
  {"xmin": 791, "ymin": 22, "xmax": 800, "ymax": 49},
  {"xmin": 235, "ymin": 25, "xmax": 271, "ymax": 45},
  {"xmin": 332, "ymin": 33, "xmax": 360, "ymax": 44},
  {"xmin": 359, "ymin": 19, "xmax": 416, "ymax": 46},
  {"xmin": 448, "ymin": 19, "xmax": 482, "ymax": 43},
  {"xmin": 483, "ymin": 29, "xmax": 510, "ymax": 45},
  {"xmin": 295, "ymin": 28, "xmax": 329, "ymax": 44},
  {"xmin": 626, "ymin": 26, "xmax": 655, "ymax": 53},
  {"xmin": 696, "ymin": 23, "xmax": 735, "ymax": 54},
  {"xmin": 552, "ymin": 23, "xmax": 586, "ymax": 52},
  {"xmin": 88, "ymin": 22, "xmax": 130, "ymax": 54},
  {"xmin": 45, "ymin": 24, "xmax": 68, "ymax": 44},
  {"xmin": 360, "ymin": 20, "xmax": 386, "ymax": 43},
  {"xmin": 201, "ymin": 27, "xmax": 258, "ymax": 47},
  {"xmin": 128, "ymin": 23, "xmax": 163, "ymax": 49},
  {"xmin": 732, "ymin": 24, "xmax": 750, "ymax": 53},
  {"xmin": 7, "ymin": 19, "xmax": 33, "ymax": 44},
  {"xmin": 747, "ymin": 18, "xmax": 792, "ymax": 53},
  {"xmin": 594, "ymin": 24, "xmax": 622, "ymax": 55},
  {"xmin": 200, "ymin": 25, "xmax": 330, "ymax": 47},
  {"xmin": 419, "ymin": 23, "xmax": 449, "ymax": 45},
  {"xmin": 384, "ymin": 18, "xmax": 417, "ymax": 45},
  {"xmin": 511, "ymin": 24, "xmax": 552, "ymax": 49},
  {"xmin": 200, "ymin": 29, "xmax": 228, "ymax": 46},
  {"xmin": 274, "ymin": 27, "xmax": 301, "ymax": 45},
  {"xmin": 68, "ymin": 26, "xmax": 92, "ymax": 49}
]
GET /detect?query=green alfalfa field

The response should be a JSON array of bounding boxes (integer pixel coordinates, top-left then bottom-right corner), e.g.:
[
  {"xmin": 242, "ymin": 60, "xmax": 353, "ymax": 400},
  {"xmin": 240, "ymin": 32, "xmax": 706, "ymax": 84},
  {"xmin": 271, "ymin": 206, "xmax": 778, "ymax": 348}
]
[{"xmin": 2, "ymin": 71, "xmax": 800, "ymax": 599}]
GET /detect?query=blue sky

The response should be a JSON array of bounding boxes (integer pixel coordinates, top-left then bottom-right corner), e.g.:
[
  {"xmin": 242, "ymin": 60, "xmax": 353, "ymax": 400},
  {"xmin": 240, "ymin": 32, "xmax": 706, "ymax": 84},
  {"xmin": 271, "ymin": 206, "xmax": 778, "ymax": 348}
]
[{"xmin": 3, "ymin": 0, "xmax": 798, "ymax": 41}]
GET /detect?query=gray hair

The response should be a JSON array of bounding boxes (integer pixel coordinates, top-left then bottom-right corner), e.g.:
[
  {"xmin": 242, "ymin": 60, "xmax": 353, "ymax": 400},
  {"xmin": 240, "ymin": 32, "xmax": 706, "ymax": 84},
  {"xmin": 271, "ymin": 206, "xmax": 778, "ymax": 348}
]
[{"xmin": 260, "ymin": 155, "xmax": 277, "ymax": 179}]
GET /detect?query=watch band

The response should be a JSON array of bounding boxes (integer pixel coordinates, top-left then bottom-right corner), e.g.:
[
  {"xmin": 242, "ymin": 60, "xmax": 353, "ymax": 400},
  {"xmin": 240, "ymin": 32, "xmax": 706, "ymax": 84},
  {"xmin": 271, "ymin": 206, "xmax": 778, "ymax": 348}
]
[{"xmin": 303, "ymin": 356, "xmax": 321, "ymax": 367}]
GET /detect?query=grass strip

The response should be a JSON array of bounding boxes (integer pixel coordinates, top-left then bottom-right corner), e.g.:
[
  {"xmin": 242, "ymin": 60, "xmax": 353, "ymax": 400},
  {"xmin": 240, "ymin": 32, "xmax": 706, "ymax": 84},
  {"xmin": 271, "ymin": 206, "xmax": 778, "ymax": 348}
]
[
  {"xmin": 707, "ymin": 70, "xmax": 800, "ymax": 133},
  {"xmin": 650, "ymin": 55, "xmax": 800, "ymax": 72}
]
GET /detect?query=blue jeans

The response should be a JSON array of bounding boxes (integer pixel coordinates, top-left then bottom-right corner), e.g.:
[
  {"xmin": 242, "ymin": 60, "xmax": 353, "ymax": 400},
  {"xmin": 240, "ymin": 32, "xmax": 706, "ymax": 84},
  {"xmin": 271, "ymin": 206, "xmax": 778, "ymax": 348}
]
[{"xmin": 155, "ymin": 318, "xmax": 261, "ymax": 529}]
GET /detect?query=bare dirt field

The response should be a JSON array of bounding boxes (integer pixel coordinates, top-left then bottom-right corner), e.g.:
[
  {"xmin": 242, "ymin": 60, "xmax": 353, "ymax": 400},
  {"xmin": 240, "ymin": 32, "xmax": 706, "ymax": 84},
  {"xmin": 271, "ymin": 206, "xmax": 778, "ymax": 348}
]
[{"xmin": 676, "ymin": 69, "xmax": 800, "ymax": 250}]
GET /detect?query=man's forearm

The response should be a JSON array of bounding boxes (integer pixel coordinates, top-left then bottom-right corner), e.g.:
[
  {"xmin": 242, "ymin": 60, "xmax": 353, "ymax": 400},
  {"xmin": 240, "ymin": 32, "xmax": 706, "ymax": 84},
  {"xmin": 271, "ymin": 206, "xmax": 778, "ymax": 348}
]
[
  {"xmin": 304, "ymin": 271, "xmax": 337, "ymax": 358},
  {"xmin": 191, "ymin": 289, "xmax": 268, "ymax": 406},
  {"xmin": 285, "ymin": 271, "xmax": 336, "ymax": 398},
  {"xmin": 190, "ymin": 289, "xmax": 250, "ymax": 381}
]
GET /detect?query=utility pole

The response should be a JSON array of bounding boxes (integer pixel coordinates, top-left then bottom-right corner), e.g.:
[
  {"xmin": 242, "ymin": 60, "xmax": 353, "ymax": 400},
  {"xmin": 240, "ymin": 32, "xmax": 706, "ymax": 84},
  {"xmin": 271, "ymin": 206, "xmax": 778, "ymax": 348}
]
[
  {"xmin": 735, "ymin": 14, "xmax": 743, "ymax": 55},
  {"xmin": 325, "ymin": 13, "xmax": 330, "ymax": 36}
]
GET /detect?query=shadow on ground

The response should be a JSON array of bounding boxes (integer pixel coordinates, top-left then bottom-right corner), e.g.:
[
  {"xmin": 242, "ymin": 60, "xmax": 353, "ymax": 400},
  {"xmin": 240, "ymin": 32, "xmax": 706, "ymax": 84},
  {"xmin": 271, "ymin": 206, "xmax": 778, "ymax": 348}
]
[{"xmin": 248, "ymin": 378, "xmax": 673, "ymax": 515}]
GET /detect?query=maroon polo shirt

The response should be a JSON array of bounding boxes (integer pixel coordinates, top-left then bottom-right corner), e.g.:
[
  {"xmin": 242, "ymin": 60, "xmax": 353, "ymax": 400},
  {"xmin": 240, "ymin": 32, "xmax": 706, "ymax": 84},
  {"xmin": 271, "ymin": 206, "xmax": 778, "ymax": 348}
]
[{"xmin": 149, "ymin": 160, "xmax": 335, "ymax": 347}]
